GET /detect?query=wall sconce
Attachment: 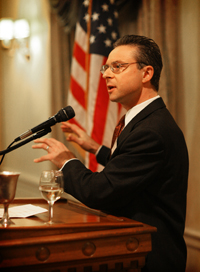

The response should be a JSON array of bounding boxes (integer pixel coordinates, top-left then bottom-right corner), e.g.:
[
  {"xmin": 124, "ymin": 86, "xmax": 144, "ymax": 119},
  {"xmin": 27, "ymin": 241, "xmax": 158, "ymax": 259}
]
[{"xmin": 0, "ymin": 18, "xmax": 30, "ymax": 60}]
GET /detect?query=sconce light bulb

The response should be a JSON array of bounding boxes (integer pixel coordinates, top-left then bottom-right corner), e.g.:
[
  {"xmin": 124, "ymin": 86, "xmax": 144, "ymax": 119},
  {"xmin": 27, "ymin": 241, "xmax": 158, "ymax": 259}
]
[
  {"xmin": 14, "ymin": 19, "xmax": 30, "ymax": 39},
  {"xmin": 0, "ymin": 18, "xmax": 14, "ymax": 40}
]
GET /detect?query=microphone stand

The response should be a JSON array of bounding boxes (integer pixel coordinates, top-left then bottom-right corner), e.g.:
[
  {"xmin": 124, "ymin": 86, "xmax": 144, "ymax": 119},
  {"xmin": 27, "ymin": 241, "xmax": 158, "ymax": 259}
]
[{"xmin": 0, "ymin": 127, "xmax": 52, "ymax": 165}]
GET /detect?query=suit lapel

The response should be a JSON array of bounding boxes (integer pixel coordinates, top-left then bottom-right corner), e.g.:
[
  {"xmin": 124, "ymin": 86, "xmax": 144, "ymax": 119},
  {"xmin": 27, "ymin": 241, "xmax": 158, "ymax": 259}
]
[{"xmin": 114, "ymin": 97, "xmax": 166, "ymax": 152}]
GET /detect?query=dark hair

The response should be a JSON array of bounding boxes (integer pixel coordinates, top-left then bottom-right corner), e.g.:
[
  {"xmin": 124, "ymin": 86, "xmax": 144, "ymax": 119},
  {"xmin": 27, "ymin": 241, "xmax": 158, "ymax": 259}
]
[{"xmin": 113, "ymin": 35, "xmax": 163, "ymax": 91}]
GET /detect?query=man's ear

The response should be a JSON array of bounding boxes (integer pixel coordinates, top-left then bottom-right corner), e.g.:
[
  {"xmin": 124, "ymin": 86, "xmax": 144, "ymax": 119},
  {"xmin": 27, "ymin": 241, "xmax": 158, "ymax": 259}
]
[{"xmin": 142, "ymin": 66, "xmax": 154, "ymax": 83}]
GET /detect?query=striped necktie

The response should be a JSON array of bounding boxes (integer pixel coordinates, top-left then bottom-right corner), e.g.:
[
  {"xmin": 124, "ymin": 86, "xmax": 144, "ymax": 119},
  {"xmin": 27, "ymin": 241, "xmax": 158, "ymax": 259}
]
[{"xmin": 111, "ymin": 115, "xmax": 125, "ymax": 149}]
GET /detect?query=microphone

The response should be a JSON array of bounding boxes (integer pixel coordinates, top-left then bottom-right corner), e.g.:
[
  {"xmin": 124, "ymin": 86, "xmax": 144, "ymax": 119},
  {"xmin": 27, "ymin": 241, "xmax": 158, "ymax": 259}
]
[{"xmin": 14, "ymin": 106, "xmax": 75, "ymax": 142}]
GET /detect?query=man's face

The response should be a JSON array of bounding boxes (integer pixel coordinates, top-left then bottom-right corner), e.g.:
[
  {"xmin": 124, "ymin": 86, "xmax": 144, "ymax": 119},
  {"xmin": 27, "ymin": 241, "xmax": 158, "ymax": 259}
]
[{"xmin": 102, "ymin": 45, "xmax": 145, "ymax": 110}]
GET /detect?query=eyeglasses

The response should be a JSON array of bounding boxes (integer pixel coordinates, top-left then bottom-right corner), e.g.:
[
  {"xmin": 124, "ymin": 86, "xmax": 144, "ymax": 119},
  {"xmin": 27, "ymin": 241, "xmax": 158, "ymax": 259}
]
[{"xmin": 100, "ymin": 61, "xmax": 145, "ymax": 75}]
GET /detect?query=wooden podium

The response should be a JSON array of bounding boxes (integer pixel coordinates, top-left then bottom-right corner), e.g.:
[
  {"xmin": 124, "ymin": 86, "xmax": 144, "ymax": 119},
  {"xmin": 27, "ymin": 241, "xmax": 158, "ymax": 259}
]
[{"xmin": 0, "ymin": 198, "xmax": 156, "ymax": 272}]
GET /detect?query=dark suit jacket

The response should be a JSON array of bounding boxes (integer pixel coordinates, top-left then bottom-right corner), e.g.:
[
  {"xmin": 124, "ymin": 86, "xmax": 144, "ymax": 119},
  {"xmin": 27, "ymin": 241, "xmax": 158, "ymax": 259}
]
[{"xmin": 63, "ymin": 97, "xmax": 189, "ymax": 272}]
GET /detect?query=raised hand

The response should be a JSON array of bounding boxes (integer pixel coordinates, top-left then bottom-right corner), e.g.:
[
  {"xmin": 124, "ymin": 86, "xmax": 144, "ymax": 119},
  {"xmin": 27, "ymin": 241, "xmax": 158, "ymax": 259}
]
[
  {"xmin": 61, "ymin": 122, "xmax": 100, "ymax": 154},
  {"xmin": 32, "ymin": 138, "xmax": 76, "ymax": 168}
]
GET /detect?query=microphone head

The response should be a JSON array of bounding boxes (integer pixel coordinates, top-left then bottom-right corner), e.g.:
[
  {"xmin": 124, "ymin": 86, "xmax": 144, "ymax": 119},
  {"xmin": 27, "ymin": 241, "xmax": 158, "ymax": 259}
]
[{"xmin": 56, "ymin": 106, "xmax": 75, "ymax": 122}]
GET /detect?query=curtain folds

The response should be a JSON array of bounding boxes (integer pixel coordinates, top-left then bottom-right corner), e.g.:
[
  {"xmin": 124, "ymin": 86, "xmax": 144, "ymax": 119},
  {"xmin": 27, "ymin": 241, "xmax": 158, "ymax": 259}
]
[
  {"xmin": 137, "ymin": 0, "xmax": 180, "ymax": 117},
  {"xmin": 117, "ymin": 0, "xmax": 180, "ymax": 117},
  {"xmin": 49, "ymin": 11, "xmax": 74, "ymax": 142}
]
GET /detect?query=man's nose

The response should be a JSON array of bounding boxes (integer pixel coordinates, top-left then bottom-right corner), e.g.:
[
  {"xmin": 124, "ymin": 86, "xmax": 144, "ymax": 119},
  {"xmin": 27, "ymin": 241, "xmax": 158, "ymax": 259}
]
[{"xmin": 102, "ymin": 67, "xmax": 113, "ymax": 78}]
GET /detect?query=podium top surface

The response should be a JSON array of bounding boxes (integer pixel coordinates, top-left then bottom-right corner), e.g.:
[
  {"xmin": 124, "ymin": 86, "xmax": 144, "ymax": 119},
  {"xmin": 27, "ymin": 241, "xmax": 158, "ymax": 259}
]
[{"xmin": 0, "ymin": 198, "xmax": 157, "ymax": 242}]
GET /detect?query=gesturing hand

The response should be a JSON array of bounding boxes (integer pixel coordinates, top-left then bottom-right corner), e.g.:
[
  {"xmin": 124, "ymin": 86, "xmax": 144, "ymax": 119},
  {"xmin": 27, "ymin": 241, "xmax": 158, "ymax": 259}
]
[
  {"xmin": 61, "ymin": 122, "xmax": 100, "ymax": 154},
  {"xmin": 32, "ymin": 138, "xmax": 76, "ymax": 169}
]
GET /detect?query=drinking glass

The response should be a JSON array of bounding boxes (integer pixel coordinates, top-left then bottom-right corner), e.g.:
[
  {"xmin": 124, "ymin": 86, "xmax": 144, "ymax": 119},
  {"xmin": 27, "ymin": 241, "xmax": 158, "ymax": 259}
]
[
  {"xmin": 0, "ymin": 171, "xmax": 20, "ymax": 227},
  {"xmin": 39, "ymin": 170, "xmax": 64, "ymax": 224}
]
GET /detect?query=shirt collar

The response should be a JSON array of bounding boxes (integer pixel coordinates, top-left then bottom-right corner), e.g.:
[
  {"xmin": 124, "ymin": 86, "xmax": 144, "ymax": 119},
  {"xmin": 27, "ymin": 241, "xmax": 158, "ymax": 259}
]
[{"xmin": 125, "ymin": 95, "xmax": 160, "ymax": 127}]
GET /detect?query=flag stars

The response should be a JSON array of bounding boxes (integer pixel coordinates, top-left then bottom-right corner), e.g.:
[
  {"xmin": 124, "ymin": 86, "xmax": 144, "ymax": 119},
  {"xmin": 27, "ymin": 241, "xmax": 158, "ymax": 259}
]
[
  {"xmin": 102, "ymin": 4, "xmax": 109, "ymax": 12},
  {"xmin": 92, "ymin": 12, "xmax": 100, "ymax": 21},
  {"xmin": 84, "ymin": 13, "xmax": 90, "ymax": 23},
  {"xmin": 90, "ymin": 35, "xmax": 96, "ymax": 44},
  {"xmin": 97, "ymin": 24, "xmax": 106, "ymax": 33},
  {"xmin": 104, "ymin": 38, "xmax": 112, "ymax": 47},
  {"xmin": 80, "ymin": 1, "xmax": 119, "ymax": 55},
  {"xmin": 83, "ymin": 0, "xmax": 90, "ymax": 7},
  {"xmin": 107, "ymin": 18, "xmax": 113, "ymax": 26},
  {"xmin": 111, "ymin": 31, "xmax": 117, "ymax": 40},
  {"xmin": 114, "ymin": 11, "xmax": 118, "ymax": 18}
]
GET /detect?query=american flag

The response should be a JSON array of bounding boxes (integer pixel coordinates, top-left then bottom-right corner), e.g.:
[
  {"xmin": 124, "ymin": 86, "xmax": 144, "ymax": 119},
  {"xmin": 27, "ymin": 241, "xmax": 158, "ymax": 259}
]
[{"xmin": 68, "ymin": 0, "xmax": 121, "ymax": 172}]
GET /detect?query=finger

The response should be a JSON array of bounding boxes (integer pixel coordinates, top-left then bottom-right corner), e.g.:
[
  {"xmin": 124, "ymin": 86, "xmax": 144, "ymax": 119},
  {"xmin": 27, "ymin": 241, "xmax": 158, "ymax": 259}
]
[
  {"xmin": 66, "ymin": 133, "xmax": 81, "ymax": 145},
  {"xmin": 34, "ymin": 155, "xmax": 50, "ymax": 163},
  {"xmin": 33, "ymin": 138, "xmax": 58, "ymax": 147},
  {"xmin": 61, "ymin": 122, "xmax": 72, "ymax": 132},
  {"xmin": 61, "ymin": 122, "xmax": 70, "ymax": 126},
  {"xmin": 61, "ymin": 126, "xmax": 72, "ymax": 133},
  {"xmin": 61, "ymin": 122, "xmax": 76, "ymax": 133},
  {"xmin": 33, "ymin": 138, "xmax": 49, "ymax": 144},
  {"xmin": 32, "ymin": 143, "xmax": 45, "ymax": 149},
  {"xmin": 32, "ymin": 143, "xmax": 49, "ymax": 151},
  {"xmin": 62, "ymin": 122, "xmax": 84, "ymax": 136},
  {"xmin": 46, "ymin": 138, "xmax": 62, "ymax": 146}
]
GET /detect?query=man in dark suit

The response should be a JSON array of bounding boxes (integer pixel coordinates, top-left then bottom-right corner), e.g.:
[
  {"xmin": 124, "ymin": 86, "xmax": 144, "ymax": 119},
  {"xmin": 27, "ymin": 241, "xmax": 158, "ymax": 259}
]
[{"xmin": 33, "ymin": 35, "xmax": 188, "ymax": 271}]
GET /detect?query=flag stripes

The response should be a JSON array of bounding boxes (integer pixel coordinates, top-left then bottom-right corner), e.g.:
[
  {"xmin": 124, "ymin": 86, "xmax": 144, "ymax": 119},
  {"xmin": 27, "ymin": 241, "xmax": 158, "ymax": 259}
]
[{"xmin": 68, "ymin": 1, "xmax": 120, "ymax": 172}]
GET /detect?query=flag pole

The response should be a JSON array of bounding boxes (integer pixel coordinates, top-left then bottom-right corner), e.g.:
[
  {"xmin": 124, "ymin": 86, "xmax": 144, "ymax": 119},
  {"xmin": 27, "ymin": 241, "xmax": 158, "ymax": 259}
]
[{"xmin": 86, "ymin": 0, "xmax": 93, "ymax": 112}]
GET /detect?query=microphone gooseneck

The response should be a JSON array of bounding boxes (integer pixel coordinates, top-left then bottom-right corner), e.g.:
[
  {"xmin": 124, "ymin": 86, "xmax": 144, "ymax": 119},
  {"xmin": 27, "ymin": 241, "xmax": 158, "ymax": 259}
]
[
  {"xmin": 14, "ymin": 106, "xmax": 75, "ymax": 142},
  {"xmin": 0, "ymin": 106, "xmax": 75, "ymax": 166}
]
